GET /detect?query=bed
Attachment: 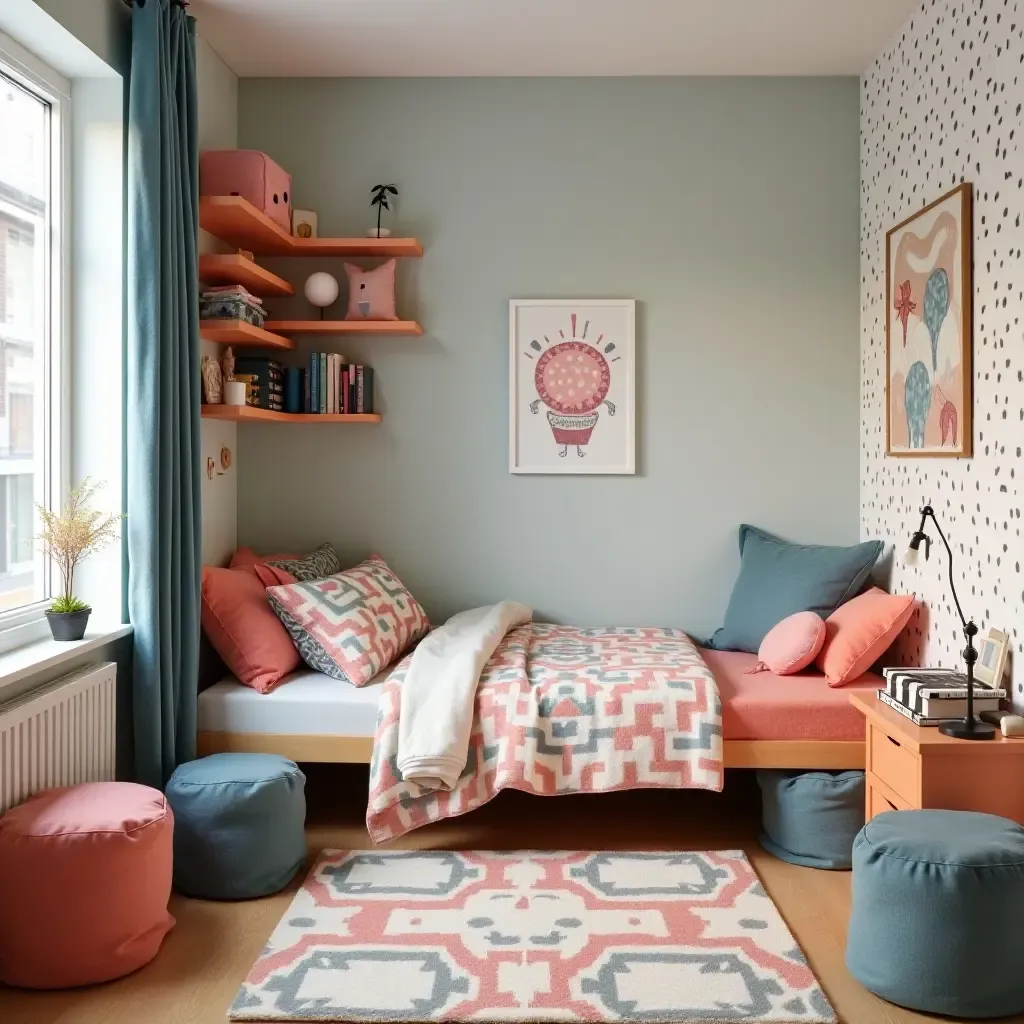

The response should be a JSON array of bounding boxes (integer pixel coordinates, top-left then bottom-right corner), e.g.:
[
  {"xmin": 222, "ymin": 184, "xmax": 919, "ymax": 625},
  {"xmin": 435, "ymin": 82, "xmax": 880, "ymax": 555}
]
[{"xmin": 198, "ymin": 646, "xmax": 878, "ymax": 771}]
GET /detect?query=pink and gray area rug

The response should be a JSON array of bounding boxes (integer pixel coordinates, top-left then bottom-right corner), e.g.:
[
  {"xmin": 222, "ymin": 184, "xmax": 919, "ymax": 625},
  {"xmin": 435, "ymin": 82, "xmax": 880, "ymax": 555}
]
[{"xmin": 230, "ymin": 850, "xmax": 835, "ymax": 1023}]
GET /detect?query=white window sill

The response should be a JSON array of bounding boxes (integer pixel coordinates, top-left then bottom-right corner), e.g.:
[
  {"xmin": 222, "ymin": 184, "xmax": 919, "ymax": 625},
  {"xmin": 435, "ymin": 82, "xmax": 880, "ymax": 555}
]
[{"xmin": 0, "ymin": 624, "xmax": 133, "ymax": 702}]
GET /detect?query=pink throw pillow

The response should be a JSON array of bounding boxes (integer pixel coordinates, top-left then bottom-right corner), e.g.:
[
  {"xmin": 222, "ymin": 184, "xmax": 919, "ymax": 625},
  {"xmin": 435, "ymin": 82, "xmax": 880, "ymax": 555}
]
[
  {"xmin": 344, "ymin": 260, "xmax": 398, "ymax": 321},
  {"xmin": 749, "ymin": 611, "xmax": 826, "ymax": 675},
  {"xmin": 201, "ymin": 566, "xmax": 301, "ymax": 693},
  {"xmin": 266, "ymin": 555, "xmax": 429, "ymax": 686},
  {"xmin": 816, "ymin": 587, "xmax": 916, "ymax": 687}
]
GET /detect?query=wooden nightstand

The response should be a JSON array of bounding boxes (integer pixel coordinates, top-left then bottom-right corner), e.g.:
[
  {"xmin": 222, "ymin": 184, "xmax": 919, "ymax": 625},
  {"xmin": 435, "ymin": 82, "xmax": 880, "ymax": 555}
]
[{"xmin": 850, "ymin": 692, "xmax": 1024, "ymax": 823}]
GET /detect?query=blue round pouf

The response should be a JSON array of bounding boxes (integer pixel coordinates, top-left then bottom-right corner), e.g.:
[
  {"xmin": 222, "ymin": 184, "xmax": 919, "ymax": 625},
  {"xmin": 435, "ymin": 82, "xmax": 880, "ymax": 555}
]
[
  {"xmin": 166, "ymin": 753, "xmax": 306, "ymax": 900},
  {"xmin": 756, "ymin": 769, "xmax": 864, "ymax": 869},
  {"xmin": 846, "ymin": 810, "xmax": 1024, "ymax": 1018}
]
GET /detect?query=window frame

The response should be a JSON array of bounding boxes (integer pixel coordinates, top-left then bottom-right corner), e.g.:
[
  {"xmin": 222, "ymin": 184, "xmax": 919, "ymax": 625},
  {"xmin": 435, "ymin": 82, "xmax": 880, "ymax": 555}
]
[{"xmin": 0, "ymin": 31, "xmax": 71, "ymax": 654}]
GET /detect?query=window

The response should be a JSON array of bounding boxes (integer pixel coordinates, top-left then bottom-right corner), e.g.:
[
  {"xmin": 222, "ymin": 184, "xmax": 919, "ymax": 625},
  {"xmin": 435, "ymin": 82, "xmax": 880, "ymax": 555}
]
[{"xmin": 0, "ymin": 38, "xmax": 67, "ymax": 637}]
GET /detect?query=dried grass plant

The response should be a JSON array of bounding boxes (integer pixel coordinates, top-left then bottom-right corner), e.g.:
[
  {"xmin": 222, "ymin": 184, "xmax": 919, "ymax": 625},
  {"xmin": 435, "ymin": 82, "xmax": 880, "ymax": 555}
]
[{"xmin": 37, "ymin": 478, "xmax": 123, "ymax": 614}]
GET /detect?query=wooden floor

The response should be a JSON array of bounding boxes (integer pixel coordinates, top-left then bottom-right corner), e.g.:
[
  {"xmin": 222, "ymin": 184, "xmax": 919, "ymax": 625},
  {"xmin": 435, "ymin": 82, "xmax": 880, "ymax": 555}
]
[{"xmin": 1, "ymin": 766, "xmax": 1018, "ymax": 1024}]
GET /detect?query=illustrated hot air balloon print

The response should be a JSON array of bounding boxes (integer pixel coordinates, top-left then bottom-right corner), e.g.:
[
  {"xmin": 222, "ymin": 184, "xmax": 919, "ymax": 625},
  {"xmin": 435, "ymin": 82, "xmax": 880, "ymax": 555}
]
[
  {"xmin": 527, "ymin": 314, "xmax": 617, "ymax": 459},
  {"xmin": 922, "ymin": 268, "xmax": 950, "ymax": 370},
  {"xmin": 905, "ymin": 361, "xmax": 931, "ymax": 448}
]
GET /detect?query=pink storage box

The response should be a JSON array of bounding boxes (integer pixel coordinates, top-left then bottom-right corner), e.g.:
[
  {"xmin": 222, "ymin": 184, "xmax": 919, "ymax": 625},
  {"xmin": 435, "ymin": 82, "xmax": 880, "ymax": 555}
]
[{"xmin": 200, "ymin": 150, "xmax": 292, "ymax": 232}]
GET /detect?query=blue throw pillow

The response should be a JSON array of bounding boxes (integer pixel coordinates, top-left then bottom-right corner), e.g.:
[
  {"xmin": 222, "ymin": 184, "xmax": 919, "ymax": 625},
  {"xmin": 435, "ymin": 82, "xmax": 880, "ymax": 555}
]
[{"xmin": 708, "ymin": 525, "xmax": 883, "ymax": 653}]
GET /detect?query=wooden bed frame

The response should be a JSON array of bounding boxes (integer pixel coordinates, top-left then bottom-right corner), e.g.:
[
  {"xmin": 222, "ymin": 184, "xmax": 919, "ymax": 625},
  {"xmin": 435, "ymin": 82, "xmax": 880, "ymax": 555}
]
[{"xmin": 197, "ymin": 731, "xmax": 865, "ymax": 770}]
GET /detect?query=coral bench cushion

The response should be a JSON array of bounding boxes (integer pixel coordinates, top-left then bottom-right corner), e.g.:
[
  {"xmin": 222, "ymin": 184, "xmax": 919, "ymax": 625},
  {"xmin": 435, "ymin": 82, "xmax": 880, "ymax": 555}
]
[
  {"xmin": 700, "ymin": 647, "xmax": 881, "ymax": 741},
  {"xmin": 0, "ymin": 782, "xmax": 174, "ymax": 989}
]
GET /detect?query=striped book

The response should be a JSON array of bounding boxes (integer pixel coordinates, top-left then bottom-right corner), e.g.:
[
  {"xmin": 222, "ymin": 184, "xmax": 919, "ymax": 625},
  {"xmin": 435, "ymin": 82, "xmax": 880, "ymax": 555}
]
[{"xmin": 883, "ymin": 667, "xmax": 1006, "ymax": 712}]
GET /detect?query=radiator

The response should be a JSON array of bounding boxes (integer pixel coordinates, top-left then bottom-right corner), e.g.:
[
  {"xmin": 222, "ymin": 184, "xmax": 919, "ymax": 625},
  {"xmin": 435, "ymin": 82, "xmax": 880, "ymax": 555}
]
[{"xmin": 0, "ymin": 662, "xmax": 117, "ymax": 815}]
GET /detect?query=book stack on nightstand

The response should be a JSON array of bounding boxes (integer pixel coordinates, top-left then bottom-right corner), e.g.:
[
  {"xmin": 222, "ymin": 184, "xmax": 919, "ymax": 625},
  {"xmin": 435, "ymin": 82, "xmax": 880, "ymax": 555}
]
[{"xmin": 878, "ymin": 667, "xmax": 1006, "ymax": 726}]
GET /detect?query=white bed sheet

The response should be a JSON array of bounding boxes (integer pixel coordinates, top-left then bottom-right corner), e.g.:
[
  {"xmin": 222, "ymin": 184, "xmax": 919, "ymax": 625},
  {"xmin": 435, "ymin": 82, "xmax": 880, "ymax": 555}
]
[{"xmin": 198, "ymin": 665, "xmax": 394, "ymax": 737}]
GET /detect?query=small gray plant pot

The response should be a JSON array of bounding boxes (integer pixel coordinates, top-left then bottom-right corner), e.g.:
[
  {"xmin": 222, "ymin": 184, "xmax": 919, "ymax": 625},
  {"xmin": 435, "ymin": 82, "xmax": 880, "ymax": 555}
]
[{"xmin": 45, "ymin": 608, "xmax": 91, "ymax": 641}]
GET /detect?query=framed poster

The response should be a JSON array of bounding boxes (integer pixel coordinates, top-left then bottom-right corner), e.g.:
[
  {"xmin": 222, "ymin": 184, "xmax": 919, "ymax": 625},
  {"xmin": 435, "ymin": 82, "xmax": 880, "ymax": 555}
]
[
  {"xmin": 509, "ymin": 299, "xmax": 635, "ymax": 475},
  {"xmin": 886, "ymin": 183, "xmax": 973, "ymax": 457}
]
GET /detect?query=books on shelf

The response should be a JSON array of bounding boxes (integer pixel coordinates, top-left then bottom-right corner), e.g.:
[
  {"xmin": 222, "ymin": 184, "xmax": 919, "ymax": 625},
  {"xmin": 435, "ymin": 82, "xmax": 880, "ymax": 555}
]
[
  {"xmin": 233, "ymin": 356, "xmax": 284, "ymax": 411},
  {"xmin": 302, "ymin": 353, "xmax": 375, "ymax": 414}
]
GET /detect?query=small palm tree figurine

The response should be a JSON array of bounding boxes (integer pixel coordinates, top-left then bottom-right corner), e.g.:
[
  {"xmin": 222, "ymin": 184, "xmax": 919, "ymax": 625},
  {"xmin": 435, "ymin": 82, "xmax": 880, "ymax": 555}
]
[{"xmin": 369, "ymin": 183, "xmax": 398, "ymax": 238}]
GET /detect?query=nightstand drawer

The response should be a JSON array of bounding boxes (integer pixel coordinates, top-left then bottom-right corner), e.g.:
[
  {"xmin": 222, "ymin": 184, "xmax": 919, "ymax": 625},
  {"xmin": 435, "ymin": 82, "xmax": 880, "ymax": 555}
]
[
  {"xmin": 867, "ymin": 776, "xmax": 912, "ymax": 820},
  {"xmin": 867, "ymin": 725, "xmax": 920, "ymax": 806}
]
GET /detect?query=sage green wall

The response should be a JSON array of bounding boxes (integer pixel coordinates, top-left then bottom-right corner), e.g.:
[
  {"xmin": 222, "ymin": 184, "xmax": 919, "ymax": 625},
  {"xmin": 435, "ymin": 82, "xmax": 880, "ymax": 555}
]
[
  {"xmin": 236, "ymin": 77, "xmax": 860, "ymax": 633},
  {"xmin": 33, "ymin": 0, "xmax": 128, "ymax": 74}
]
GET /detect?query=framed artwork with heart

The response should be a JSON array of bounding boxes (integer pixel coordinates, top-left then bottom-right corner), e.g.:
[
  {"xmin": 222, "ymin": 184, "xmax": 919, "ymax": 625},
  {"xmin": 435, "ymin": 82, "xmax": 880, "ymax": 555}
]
[{"xmin": 886, "ymin": 183, "xmax": 973, "ymax": 457}]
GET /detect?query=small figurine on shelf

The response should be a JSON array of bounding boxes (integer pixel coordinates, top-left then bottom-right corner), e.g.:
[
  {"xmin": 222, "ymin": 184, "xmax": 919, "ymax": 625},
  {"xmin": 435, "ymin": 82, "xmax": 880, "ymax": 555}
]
[
  {"xmin": 221, "ymin": 346, "xmax": 235, "ymax": 382},
  {"xmin": 201, "ymin": 355, "xmax": 223, "ymax": 404},
  {"xmin": 369, "ymin": 183, "xmax": 397, "ymax": 238}
]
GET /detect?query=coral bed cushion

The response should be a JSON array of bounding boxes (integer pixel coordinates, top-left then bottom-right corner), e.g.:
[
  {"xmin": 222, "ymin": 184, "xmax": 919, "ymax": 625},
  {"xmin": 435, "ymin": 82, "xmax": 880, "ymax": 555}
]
[
  {"xmin": 201, "ymin": 566, "xmax": 302, "ymax": 693},
  {"xmin": 700, "ymin": 647, "xmax": 880, "ymax": 741},
  {"xmin": 816, "ymin": 587, "xmax": 916, "ymax": 687},
  {"xmin": 229, "ymin": 548, "xmax": 299, "ymax": 581}
]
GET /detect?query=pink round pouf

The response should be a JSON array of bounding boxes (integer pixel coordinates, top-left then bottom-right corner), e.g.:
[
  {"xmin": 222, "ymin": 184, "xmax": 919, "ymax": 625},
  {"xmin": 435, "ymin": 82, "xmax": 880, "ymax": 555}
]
[{"xmin": 0, "ymin": 782, "xmax": 175, "ymax": 989}]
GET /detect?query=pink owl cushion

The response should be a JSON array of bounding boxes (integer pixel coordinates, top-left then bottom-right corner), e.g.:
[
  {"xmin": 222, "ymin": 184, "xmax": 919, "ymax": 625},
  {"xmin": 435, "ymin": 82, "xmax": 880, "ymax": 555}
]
[
  {"xmin": 747, "ymin": 611, "xmax": 827, "ymax": 675},
  {"xmin": 344, "ymin": 260, "xmax": 398, "ymax": 321}
]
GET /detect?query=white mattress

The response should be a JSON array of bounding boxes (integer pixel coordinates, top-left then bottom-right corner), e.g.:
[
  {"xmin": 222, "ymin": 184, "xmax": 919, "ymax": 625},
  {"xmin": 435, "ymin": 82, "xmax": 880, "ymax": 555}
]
[{"xmin": 198, "ymin": 665, "xmax": 394, "ymax": 737}]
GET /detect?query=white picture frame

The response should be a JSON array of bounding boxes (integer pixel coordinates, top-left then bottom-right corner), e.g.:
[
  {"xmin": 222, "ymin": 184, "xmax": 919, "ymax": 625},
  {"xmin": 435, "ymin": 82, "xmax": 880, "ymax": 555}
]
[
  {"xmin": 509, "ymin": 299, "xmax": 635, "ymax": 475},
  {"xmin": 975, "ymin": 627, "xmax": 1010, "ymax": 688},
  {"xmin": 292, "ymin": 208, "xmax": 318, "ymax": 238}
]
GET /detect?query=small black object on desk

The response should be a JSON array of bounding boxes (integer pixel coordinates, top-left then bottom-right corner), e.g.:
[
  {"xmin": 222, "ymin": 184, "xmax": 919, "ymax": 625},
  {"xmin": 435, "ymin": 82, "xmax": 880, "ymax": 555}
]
[{"xmin": 905, "ymin": 505, "xmax": 995, "ymax": 740}]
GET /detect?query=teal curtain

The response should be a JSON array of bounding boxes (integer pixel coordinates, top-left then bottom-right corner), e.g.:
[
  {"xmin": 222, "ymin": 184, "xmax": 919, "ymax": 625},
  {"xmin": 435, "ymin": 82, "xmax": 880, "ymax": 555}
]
[{"xmin": 126, "ymin": 0, "xmax": 201, "ymax": 788}]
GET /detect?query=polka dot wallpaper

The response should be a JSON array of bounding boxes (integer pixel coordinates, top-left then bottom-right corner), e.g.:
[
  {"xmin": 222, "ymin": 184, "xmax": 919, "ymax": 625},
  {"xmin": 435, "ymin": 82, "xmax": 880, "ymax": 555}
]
[{"xmin": 861, "ymin": 0, "xmax": 1023, "ymax": 707}]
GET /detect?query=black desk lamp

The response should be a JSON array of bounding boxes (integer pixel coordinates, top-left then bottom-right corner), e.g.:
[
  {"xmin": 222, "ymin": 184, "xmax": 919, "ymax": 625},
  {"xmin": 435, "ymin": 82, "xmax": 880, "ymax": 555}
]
[{"xmin": 905, "ymin": 505, "xmax": 995, "ymax": 740}]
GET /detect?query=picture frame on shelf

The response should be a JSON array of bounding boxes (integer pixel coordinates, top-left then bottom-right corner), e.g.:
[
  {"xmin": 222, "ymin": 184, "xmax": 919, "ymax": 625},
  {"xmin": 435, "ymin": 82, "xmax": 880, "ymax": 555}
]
[
  {"xmin": 974, "ymin": 628, "xmax": 1010, "ymax": 688},
  {"xmin": 509, "ymin": 299, "xmax": 635, "ymax": 475},
  {"xmin": 292, "ymin": 208, "xmax": 318, "ymax": 239}
]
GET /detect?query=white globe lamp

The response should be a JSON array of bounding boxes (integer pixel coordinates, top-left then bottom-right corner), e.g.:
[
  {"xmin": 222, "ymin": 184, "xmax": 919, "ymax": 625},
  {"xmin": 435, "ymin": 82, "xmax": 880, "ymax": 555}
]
[{"xmin": 304, "ymin": 272, "xmax": 339, "ymax": 319}]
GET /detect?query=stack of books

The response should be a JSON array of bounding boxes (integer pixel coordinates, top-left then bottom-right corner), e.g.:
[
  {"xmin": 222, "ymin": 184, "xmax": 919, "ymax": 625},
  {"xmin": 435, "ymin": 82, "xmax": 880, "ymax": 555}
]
[
  {"xmin": 234, "ymin": 357, "xmax": 284, "ymax": 412},
  {"xmin": 878, "ymin": 667, "xmax": 1005, "ymax": 725},
  {"xmin": 303, "ymin": 353, "xmax": 374, "ymax": 415}
]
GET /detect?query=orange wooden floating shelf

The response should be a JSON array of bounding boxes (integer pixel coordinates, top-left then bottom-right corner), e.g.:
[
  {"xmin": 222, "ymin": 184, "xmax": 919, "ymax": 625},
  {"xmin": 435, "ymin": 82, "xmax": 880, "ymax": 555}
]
[
  {"xmin": 199, "ymin": 253, "xmax": 294, "ymax": 297},
  {"xmin": 199, "ymin": 196, "xmax": 423, "ymax": 258},
  {"xmin": 199, "ymin": 320, "xmax": 295, "ymax": 351},
  {"xmin": 201, "ymin": 405, "xmax": 382, "ymax": 424},
  {"xmin": 263, "ymin": 320, "xmax": 423, "ymax": 336}
]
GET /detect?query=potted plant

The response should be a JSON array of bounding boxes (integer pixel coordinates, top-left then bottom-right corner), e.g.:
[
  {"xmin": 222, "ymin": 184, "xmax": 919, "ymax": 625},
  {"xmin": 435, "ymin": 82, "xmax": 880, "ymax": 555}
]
[
  {"xmin": 369, "ymin": 183, "xmax": 398, "ymax": 238},
  {"xmin": 37, "ymin": 479, "xmax": 123, "ymax": 641}
]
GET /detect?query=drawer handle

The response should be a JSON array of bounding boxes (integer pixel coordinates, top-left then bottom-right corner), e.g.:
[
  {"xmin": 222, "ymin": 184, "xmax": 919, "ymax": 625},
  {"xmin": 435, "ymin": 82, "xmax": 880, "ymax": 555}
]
[{"xmin": 886, "ymin": 735, "xmax": 901, "ymax": 749}]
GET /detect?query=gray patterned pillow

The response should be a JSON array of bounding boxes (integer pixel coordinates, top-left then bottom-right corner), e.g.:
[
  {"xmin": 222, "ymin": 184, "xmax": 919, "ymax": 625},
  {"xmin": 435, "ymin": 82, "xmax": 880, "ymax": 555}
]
[{"xmin": 264, "ymin": 543, "xmax": 342, "ymax": 582}]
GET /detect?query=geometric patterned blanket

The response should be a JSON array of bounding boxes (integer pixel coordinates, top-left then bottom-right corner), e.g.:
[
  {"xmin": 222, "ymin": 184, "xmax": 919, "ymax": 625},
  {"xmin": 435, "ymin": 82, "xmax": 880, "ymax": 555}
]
[{"xmin": 366, "ymin": 625, "xmax": 723, "ymax": 843}]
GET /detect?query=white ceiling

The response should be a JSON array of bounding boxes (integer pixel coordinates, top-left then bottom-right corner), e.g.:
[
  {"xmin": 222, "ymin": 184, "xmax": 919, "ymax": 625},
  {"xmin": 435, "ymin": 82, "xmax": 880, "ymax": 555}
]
[{"xmin": 191, "ymin": 0, "xmax": 919, "ymax": 78}]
